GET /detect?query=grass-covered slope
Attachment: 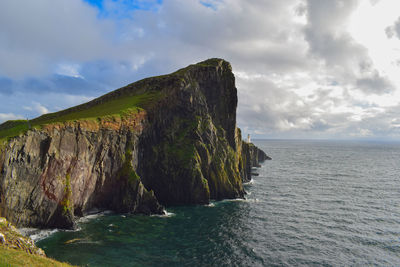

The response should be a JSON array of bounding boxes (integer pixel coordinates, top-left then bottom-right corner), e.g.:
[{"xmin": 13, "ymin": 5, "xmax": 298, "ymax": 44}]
[
  {"xmin": 0, "ymin": 91, "xmax": 161, "ymax": 140},
  {"xmin": 0, "ymin": 246, "xmax": 73, "ymax": 267},
  {"xmin": 0, "ymin": 59, "xmax": 225, "ymax": 141},
  {"xmin": 0, "ymin": 217, "xmax": 74, "ymax": 266},
  {"xmin": 0, "ymin": 120, "xmax": 30, "ymax": 141}
]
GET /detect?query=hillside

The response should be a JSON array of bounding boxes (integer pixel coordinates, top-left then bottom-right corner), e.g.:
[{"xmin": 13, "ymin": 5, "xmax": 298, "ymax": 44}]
[
  {"xmin": 0, "ymin": 59, "xmax": 268, "ymax": 229},
  {"xmin": 0, "ymin": 60, "xmax": 211, "ymax": 141}
]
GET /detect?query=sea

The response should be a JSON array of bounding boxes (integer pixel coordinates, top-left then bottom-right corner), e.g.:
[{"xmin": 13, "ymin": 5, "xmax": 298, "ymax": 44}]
[{"xmin": 32, "ymin": 140, "xmax": 400, "ymax": 266}]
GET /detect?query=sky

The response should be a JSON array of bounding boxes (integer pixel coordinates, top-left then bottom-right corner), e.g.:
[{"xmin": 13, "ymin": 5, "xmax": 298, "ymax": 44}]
[{"xmin": 1, "ymin": 0, "xmax": 400, "ymax": 140}]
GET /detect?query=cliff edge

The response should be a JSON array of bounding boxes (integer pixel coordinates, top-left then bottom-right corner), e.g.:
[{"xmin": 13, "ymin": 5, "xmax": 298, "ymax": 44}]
[{"xmin": 0, "ymin": 58, "xmax": 268, "ymax": 229}]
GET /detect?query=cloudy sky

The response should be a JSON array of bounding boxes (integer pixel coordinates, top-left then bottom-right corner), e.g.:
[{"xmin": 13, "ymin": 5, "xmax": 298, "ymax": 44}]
[{"xmin": 1, "ymin": 0, "xmax": 400, "ymax": 140}]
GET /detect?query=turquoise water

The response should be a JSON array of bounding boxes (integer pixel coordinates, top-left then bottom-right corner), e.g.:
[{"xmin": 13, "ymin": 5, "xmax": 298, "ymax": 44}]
[{"xmin": 37, "ymin": 140, "xmax": 400, "ymax": 266}]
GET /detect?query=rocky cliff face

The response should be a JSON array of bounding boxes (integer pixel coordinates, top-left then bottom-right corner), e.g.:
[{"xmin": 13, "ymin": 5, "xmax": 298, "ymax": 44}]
[
  {"xmin": 240, "ymin": 141, "xmax": 271, "ymax": 182},
  {"xmin": 0, "ymin": 116, "xmax": 163, "ymax": 229},
  {"xmin": 0, "ymin": 59, "xmax": 268, "ymax": 229}
]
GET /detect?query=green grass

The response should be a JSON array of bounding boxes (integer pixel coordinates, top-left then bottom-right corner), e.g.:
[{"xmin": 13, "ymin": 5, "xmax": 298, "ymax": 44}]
[
  {"xmin": 0, "ymin": 246, "xmax": 74, "ymax": 267},
  {"xmin": 0, "ymin": 217, "xmax": 75, "ymax": 266},
  {"xmin": 0, "ymin": 91, "xmax": 162, "ymax": 141},
  {"xmin": 0, "ymin": 120, "xmax": 30, "ymax": 140},
  {"xmin": 31, "ymin": 92, "xmax": 160, "ymax": 125}
]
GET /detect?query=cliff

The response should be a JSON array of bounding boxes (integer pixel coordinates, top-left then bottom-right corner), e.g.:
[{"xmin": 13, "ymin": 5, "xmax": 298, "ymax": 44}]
[
  {"xmin": 241, "ymin": 142, "xmax": 271, "ymax": 182},
  {"xmin": 0, "ymin": 58, "xmax": 268, "ymax": 229}
]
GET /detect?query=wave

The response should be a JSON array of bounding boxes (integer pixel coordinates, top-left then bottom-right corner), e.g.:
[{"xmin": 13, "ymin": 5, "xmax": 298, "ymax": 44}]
[
  {"xmin": 245, "ymin": 198, "xmax": 260, "ymax": 203},
  {"xmin": 243, "ymin": 179, "xmax": 254, "ymax": 185},
  {"xmin": 151, "ymin": 209, "xmax": 175, "ymax": 218},
  {"xmin": 18, "ymin": 227, "xmax": 59, "ymax": 242},
  {"xmin": 18, "ymin": 210, "xmax": 115, "ymax": 242},
  {"xmin": 220, "ymin": 197, "xmax": 247, "ymax": 203},
  {"xmin": 77, "ymin": 210, "xmax": 113, "ymax": 223}
]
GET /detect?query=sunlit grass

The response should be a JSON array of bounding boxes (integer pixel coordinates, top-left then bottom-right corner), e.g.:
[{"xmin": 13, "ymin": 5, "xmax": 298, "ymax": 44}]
[
  {"xmin": 0, "ymin": 246, "xmax": 74, "ymax": 267},
  {"xmin": 0, "ymin": 91, "xmax": 162, "ymax": 140}
]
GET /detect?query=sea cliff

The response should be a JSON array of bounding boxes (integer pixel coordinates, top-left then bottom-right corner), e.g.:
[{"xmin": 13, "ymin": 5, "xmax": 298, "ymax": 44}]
[{"xmin": 0, "ymin": 58, "xmax": 268, "ymax": 229}]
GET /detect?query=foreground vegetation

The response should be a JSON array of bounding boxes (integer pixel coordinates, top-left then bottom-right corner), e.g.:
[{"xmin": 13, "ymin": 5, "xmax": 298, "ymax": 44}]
[
  {"xmin": 0, "ymin": 246, "xmax": 73, "ymax": 267},
  {"xmin": 0, "ymin": 217, "xmax": 73, "ymax": 266}
]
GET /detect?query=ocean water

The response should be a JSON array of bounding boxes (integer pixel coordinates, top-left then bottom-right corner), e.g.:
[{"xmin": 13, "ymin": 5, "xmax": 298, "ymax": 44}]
[{"xmin": 36, "ymin": 140, "xmax": 400, "ymax": 266}]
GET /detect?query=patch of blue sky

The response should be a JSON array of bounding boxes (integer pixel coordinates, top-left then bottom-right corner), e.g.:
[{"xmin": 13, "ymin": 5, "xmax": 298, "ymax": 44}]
[
  {"xmin": 83, "ymin": 0, "xmax": 163, "ymax": 19},
  {"xmin": 200, "ymin": 0, "xmax": 222, "ymax": 10},
  {"xmin": 83, "ymin": 0, "xmax": 103, "ymax": 9}
]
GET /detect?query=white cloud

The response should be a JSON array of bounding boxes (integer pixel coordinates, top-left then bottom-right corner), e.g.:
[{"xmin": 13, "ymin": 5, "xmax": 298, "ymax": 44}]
[
  {"xmin": 55, "ymin": 63, "xmax": 84, "ymax": 78},
  {"xmin": 0, "ymin": 0, "xmax": 400, "ymax": 139},
  {"xmin": 35, "ymin": 103, "xmax": 49, "ymax": 115},
  {"xmin": 23, "ymin": 102, "xmax": 48, "ymax": 116},
  {"xmin": 0, "ymin": 113, "xmax": 24, "ymax": 123},
  {"xmin": 0, "ymin": 0, "xmax": 113, "ymax": 78}
]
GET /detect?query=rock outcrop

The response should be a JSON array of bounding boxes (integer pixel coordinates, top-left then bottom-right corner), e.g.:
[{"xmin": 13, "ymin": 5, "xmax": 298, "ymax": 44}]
[
  {"xmin": 0, "ymin": 58, "xmax": 268, "ymax": 229},
  {"xmin": 241, "ymin": 141, "xmax": 271, "ymax": 182},
  {"xmin": 0, "ymin": 217, "xmax": 45, "ymax": 256},
  {"xmin": 0, "ymin": 116, "xmax": 163, "ymax": 229}
]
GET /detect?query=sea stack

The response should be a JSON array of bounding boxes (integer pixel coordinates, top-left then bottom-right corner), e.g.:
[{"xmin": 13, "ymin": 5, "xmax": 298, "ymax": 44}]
[{"xmin": 0, "ymin": 59, "xmax": 268, "ymax": 229}]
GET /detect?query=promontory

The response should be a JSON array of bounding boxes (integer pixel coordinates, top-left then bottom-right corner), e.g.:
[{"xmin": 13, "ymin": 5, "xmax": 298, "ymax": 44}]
[{"xmin": 0, "ymin": 58, "xmax": 268, "ymax": 229}]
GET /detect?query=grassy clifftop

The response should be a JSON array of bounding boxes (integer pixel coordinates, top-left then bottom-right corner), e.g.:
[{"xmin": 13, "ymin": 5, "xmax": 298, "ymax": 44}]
[
  {"xmin": 0, "ymin": 58, "xmax": 226, "ymax": 141},
  {"xmin": 0, "ymin": 91, "xmax": 161, "ymax": 140}
]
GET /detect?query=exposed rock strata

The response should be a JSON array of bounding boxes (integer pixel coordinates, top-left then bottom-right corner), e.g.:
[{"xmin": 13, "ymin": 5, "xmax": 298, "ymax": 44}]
[{"xmin": 0, "ymin": 59, "xmax": 268, "ymax": 229}]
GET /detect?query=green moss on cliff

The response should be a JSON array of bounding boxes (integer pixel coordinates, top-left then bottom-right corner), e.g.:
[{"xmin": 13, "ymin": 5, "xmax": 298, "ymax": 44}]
[
  {"xmin": 120, "ymin": 148, "xmax": 140, "ymax": 186},
  {"xmin": 60, "ymin": 174, "xmax": 72, "ymax": 215},
  {"xmin": 201, "ymin": 178, "xmax": 210, "ymax": 196},
  {"xmin": 162, "ymin": 117, "xmax": 200, "ymax": 165},
  {"xmin": 116, "ymin": 145, "xmax": 162, "ymax": 213},
  {"xmin": 200, "ymin": 123, "xmax": 243, "ymax": 200},
  {"xmin": 147, "ymin": 115, "xmax": 215, "ymax": 203},
  {"xmin": 0, "ymin": 139, "xmax": 6, "ymax": 153}
]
